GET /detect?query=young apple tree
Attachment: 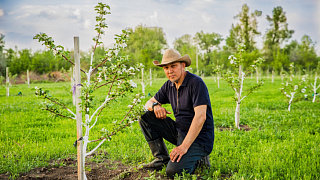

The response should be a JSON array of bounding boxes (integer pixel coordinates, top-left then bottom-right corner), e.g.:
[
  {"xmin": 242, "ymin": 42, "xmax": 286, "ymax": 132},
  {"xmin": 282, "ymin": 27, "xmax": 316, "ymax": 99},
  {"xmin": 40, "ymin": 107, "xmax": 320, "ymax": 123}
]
[
  {"xmin": 33, "ymin": 3, "xmax": 144, "ymax": 180},
  {"xmin": 310, "ymin": 62, "xmax": 320, "ymax": 103},
  {"xmin": 280, "ymin": 63, "xmax": 308, "ymax": 111},
  {"xmin": 215, "ymin": 44, "xmax": 264, "ymax": 129}
]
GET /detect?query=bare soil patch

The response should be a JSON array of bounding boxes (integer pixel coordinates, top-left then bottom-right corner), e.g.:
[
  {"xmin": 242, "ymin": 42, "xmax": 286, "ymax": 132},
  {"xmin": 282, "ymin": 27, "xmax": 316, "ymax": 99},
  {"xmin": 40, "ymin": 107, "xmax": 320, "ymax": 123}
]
[
  {"xmin": 0, "ymin": 156, "xmax": 169, "ymax": 180},
  {"xmin": 219, "ymin": 125, "xmax": 252, "ymax": 131}
]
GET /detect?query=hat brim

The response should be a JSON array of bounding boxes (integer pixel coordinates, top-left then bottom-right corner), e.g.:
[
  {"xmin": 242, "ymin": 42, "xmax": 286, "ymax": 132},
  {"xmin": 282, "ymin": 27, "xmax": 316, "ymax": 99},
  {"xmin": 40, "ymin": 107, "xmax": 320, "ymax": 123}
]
[{"xmin": 153, "ymin": 55, "xmax": 191, "ymax": 67}]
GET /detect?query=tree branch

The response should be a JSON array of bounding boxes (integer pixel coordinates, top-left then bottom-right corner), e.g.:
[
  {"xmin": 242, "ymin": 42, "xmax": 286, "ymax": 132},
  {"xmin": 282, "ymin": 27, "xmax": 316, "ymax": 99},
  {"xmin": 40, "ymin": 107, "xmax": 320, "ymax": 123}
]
[{"xmin": 45, "ymin": 108, "xmax": 75, "ymax": 120}]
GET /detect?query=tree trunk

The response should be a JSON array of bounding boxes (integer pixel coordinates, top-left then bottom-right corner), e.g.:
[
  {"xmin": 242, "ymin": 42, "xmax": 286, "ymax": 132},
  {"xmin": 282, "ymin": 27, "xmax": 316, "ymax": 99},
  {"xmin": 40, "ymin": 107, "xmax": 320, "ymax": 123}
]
[
  {"xmin": 256, "ymin": 68, "xmax": 259, "ymax": 83},
  {"xmin": 149, "ymin": 68, "xmax": 152, "ymax": 87},
  {"xmin": 312, "ymin": 75, "xmax": 318, "ymax": 103},
  {"xmin": 141, "ymin": 68, "xmax": 145, "ymax": 94},
  {"xmin": 288, "ymin": 92, "xmax": 295, "ymax": 111},
  {"xmin": 235, "ymin": 101, "xmax": 240, "ymax": 129},
  {"xmin": 6, "ymin": 67, "xmax": 9, "ymax": 97},
  {"xmin": 27, "ymin": 70, "xmax": 30, "ymax": 88}
]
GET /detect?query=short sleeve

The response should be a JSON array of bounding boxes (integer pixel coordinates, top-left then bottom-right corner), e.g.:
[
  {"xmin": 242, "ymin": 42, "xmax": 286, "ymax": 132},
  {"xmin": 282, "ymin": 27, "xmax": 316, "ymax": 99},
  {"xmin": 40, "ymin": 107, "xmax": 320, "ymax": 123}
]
[
  {"xmin": 191, "ymin": 79, "xmax": 210, "ymax": 108},
  {"xmin": 154, "ymin": 81, "xmax": 170, "ymax": 105}
]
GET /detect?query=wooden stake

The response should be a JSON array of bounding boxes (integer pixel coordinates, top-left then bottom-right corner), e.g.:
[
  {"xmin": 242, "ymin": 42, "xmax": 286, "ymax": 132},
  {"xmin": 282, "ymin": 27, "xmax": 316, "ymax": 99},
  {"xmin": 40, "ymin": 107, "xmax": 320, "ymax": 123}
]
[{"xmin": 74, "ymin": 37, "xmax": 84, "ymax": 180}]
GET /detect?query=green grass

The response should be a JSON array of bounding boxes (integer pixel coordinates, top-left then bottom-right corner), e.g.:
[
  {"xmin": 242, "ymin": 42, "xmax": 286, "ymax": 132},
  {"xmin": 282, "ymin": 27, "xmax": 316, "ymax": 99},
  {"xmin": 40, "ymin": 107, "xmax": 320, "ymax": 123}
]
[{"xmin": 1, "ymin": 76, "xmax": 320, "ymax": 179}]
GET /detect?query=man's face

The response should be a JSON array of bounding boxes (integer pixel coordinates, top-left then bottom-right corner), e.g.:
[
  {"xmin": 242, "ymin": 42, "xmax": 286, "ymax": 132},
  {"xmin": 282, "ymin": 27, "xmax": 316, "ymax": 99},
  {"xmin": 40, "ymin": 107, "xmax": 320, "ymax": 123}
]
[{"xmin": 162, "ymin": 62, "xmax": 185, "ymax": 83}]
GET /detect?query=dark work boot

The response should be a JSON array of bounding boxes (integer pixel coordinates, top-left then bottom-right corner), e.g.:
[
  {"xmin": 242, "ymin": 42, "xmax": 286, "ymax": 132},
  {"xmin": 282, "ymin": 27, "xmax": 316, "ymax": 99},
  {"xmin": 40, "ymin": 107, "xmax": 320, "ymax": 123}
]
[
  {"xmin": 142, "ymin": 138, "xmax": 170, "ymax": 169},
  {"xmin": 196, "ymin": 155, "xmax": 211, "ymax": 168}
]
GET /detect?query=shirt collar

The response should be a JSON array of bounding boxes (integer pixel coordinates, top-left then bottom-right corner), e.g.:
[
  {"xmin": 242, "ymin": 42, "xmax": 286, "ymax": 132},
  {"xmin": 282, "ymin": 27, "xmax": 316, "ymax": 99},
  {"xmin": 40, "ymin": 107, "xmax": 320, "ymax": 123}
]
[{"xmin": 170, "ymin": 71, "xmax": 190, "ymax": 87}]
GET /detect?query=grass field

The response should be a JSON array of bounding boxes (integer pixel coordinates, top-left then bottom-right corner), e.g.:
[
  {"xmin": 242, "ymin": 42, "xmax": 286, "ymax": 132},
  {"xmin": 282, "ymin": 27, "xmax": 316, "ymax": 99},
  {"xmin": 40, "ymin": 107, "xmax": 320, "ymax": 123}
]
[{"xmin": 1, "ymin": 76, "xmax": 320, "ymax": 179}]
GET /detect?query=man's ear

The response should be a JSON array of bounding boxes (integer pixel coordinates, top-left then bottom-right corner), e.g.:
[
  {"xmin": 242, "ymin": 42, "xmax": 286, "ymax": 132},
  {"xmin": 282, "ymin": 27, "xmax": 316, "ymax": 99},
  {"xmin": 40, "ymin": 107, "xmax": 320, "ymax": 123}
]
[{"xmin": 181, "ymin": 62, "xmax": 186, "ymax": 69}]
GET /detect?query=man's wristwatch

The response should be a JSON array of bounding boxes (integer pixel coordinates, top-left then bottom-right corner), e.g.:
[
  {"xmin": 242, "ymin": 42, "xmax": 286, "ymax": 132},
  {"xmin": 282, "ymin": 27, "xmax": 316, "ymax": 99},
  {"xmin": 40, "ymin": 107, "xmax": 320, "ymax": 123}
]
[{"xmin": 152, "ymin": 102, "xmax": 160, "ymax": 110}]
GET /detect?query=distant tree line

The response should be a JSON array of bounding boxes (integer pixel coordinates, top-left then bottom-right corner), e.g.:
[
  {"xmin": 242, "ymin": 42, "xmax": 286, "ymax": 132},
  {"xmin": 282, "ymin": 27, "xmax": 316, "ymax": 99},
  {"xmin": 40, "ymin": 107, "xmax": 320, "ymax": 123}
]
[{"xmin": 0, "ymin": 4, "xmax": 318, "ymax": 77}]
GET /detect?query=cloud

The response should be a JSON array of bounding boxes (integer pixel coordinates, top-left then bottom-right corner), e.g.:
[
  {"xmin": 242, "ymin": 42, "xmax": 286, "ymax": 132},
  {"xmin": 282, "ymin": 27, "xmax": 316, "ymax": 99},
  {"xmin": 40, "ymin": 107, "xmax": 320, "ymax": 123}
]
[
  {"xmin": 0, "ymin": 9, "xmax": 4, "ymax": 16},
  {"xmin": 145, "ymin": 11, "xmax": 159, "ymax": 26}
]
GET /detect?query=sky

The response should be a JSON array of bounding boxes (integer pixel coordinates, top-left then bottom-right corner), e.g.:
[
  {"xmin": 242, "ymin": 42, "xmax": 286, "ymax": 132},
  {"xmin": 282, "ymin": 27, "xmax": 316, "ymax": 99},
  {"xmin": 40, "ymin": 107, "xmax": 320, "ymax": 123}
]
[{"xmin": 0, "ymin": 0, "xmax": 319, "ymax": 54}]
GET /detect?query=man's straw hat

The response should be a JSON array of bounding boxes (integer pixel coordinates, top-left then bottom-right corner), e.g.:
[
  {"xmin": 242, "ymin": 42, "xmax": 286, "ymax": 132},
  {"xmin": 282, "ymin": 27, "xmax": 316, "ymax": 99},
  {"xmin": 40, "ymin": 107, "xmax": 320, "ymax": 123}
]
[{"xmin": 153, "ymin": 49, "xmax": 191, "ymax": 67}]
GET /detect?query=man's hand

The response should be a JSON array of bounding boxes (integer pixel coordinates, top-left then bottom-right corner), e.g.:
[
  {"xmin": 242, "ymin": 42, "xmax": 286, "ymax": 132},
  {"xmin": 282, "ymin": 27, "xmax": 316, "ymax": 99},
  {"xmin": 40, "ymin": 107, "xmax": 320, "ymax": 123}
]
[
  {"xmin": 170, "ymin": 145, "xmax": 188, "ymax": 162},
  {"xmin": 154, "ymin": 105, "xmax": 171, "ymax": 119}
]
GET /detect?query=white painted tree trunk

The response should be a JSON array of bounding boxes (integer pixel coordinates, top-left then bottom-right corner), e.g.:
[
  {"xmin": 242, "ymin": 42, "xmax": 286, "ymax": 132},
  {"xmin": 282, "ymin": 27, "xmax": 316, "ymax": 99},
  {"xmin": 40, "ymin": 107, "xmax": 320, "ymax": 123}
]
[
  {"xmin": 141, "ymin": 68, "xmax": 145, "ymax": 94},
  {"xmin": 256, "ymin": 68, "xmax": 259, "ymax": 83},
  {"xmin": 235, "ymin": 101, "xmax": 240, "ymax": 129},
  {"xmin": 312, "ymin": 75, "xmax": 320, "ymax": 103},
  {"xmin": 196, "ymin": 47, "xmax": 199, "ymax": 76},
  {"xmin": 74, "ymin": 37, "xmax": 85, "ymax": 180},
  {"xmin": 217, "ymin": 75, "xmax": 220, "ymax": 88},
  {"xmin": 235, "ymin": 65, "xmax": 244, "ymax": 130},
  {"xmin": 288, "ymin": 92, "xmax": 295, "ymax": 111},
  {"xmin": 27, "ymin": 70, "xmax": 30, "ymax": 88},
  {"xmin": 149, "ymin": 68, "xmax": 152, "ymax": 87},
  {"xmin": 281, "ymin": 67, "xmax": 284, "ymax": 83},
  {"xmin": 272, "ymin": 70, "xmax": 274, "ymax": 83},
  {"xmin": 6, "ymin": 67, "xmax": 9, "ymax": 97}
]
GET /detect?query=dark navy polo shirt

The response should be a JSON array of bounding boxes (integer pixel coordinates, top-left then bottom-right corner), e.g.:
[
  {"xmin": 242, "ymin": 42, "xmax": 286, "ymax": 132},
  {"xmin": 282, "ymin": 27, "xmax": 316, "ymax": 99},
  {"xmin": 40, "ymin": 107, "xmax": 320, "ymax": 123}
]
[{"xmin": 154, "ymin": 71, "xmax": 214, "ymax": 153}]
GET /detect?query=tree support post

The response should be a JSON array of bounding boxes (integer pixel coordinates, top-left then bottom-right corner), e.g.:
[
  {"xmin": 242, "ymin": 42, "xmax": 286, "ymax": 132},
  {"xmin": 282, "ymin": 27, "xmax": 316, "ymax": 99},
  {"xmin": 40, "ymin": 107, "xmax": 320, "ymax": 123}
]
[
  {"xmin": 6, "ymin": 67, "xmax": 9, "ymax": 97},
  {"xmin": 74, "ymin": 37, "xmax": 84, "ymax": 180}
]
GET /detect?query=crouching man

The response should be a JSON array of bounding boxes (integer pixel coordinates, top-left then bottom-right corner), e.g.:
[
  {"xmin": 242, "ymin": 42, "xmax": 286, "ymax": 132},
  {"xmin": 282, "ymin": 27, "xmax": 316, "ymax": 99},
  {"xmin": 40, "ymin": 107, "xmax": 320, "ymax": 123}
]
[{"xmin": 139, "ymin": 49, "xmax": 214, "ymax": 178}]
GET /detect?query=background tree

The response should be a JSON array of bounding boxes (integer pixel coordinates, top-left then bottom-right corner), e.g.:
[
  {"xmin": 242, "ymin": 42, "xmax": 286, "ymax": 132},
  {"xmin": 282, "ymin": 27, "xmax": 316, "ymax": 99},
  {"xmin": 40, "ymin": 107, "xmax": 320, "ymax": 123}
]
[
  {"xmin": 263, "ymin": 6, "xmax": 294, "ymax": 67},
  {"xmin": 173, "ymin": 34, "xmax": 198, "ymax": 74},
  {"xmin": 121, "ymin": 25, "xmax": 167, "ymax": 76},
  {"xmin": 297, "ymin": 35, "xmax": 319, "ymax": 70},
  {"xmin": 0, "ymin": 34, "xmax": 6, "ymax": 76},
  {"xmin": 226, "ymin": 4, "xmax": 262, "ymax": 52},
  {"xmin": 194, "ymin": 30, "xmax": 223, "ymax": 75}
]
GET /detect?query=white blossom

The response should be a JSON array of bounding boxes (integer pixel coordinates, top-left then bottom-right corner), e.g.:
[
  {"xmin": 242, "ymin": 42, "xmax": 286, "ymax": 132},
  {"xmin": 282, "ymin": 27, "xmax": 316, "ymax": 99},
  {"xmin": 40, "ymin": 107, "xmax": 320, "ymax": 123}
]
[
  {"xmin": 294, "ymin": 85, "xmax": 298, "ymax": 91},
  {"xmin": 301, "ymin": 89, "xmax": 306, "ymax": 93},
  {"xmin": 286, "ymin": 94, "xmax": 291, "ymax": 98},
  {"xmin": 128, "ymin": 105, "xmax": 133, "ymax": 108},
  {"xmin": 129, "ymin": 80, "xmax": 137, "ymax": 88},
  {"xmin": 120, "ymin": 43, "xmax": 127, "ymax": 48},
  {"xmin": 114, "ymin": 49, "xmax": 119, "ymax": 56}
]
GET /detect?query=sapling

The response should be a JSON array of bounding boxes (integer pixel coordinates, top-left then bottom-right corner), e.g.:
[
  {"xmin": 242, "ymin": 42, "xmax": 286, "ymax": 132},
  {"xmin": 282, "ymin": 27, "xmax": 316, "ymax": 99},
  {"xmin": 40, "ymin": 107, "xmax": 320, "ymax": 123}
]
[
  {"xmin": 280, "ymin": 63, "xmax": 308, "ymax": 111},
  {"xmin": 33, "ymin": 3, "xmax": 144, "ymax": 180},
  {"xmin": 310, "ymin": 63, "xmax": 320, "ymax": 103},
  {"xmin": 215, "ymin": 44, "xmax": 264, "ymax": 129}
]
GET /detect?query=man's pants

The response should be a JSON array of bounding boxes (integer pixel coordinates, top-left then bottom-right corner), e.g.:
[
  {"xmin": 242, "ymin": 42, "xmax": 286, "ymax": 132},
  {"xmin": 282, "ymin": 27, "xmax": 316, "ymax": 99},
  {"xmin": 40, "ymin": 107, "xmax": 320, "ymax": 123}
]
[{"xmin": 139, "ymin": 111, "xmax": 209, "ymax": 178}]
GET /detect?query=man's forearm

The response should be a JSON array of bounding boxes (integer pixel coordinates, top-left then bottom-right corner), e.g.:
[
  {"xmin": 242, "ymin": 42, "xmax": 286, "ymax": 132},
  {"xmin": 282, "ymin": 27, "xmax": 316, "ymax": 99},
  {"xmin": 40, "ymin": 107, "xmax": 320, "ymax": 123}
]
[
  {"xmin": 145, "ymin": 97, "xmax": 158, "ymax": 111},
  {"xmin": 180, "ymin": 105, "xmax": 207, "ymax": 149}
]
